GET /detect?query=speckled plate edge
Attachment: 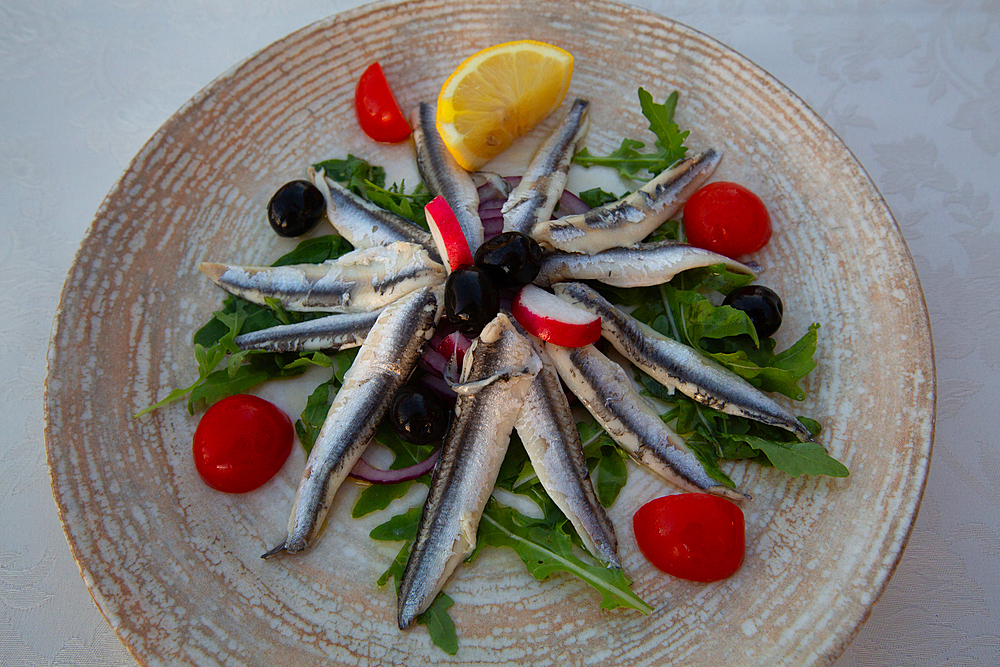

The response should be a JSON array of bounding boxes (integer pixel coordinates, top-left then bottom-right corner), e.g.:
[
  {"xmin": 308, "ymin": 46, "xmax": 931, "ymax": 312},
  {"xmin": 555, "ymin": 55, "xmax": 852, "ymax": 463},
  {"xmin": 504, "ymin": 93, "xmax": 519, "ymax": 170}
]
[{"xmin": 43, "ymin": 0, "xmax": 935, "ymax": 665}]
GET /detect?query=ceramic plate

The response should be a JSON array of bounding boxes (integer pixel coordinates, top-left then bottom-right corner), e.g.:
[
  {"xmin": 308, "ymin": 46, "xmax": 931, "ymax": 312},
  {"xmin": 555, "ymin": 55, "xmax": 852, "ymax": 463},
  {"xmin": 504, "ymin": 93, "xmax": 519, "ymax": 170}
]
[{"xmin": 44, "ymin": 0, "xmax": 934, "ymax": 665}]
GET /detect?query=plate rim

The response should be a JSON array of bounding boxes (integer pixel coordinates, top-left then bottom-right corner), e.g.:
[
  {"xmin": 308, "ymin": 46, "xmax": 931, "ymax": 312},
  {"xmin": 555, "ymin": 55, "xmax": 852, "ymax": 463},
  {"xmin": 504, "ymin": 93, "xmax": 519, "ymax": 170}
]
[{"xmin": 43, "ymin": 0, "xmax": 937, "ymax": 664}]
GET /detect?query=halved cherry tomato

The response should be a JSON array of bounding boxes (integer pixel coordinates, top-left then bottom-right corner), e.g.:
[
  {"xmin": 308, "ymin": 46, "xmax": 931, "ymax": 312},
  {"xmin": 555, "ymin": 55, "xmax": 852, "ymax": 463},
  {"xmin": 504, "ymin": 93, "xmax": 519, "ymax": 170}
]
[
  {"xmin": 193, "ymin": 394, "xmax": 293, "ymax": 493},
  {"xmin": 632, "ymin": 493, "xmax": 745, "ymax": 582},
  {"xmin": 682, "ymin": 181, "xmax": 772, "ymax": 258},
  {"xmin": 354, "ymin": 62, "xmax": 411, "ymax": 143}
]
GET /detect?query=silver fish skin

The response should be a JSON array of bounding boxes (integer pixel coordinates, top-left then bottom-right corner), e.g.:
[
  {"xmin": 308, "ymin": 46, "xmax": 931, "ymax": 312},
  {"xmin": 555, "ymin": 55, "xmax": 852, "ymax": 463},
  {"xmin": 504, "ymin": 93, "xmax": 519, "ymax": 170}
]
[
  {"xmin": 398, "ymin": 313, "xmax": 540, "ymax": 629},
  {"xmin": 200, "ymin": 241, "xmax": 444, "ymax": 313},
  {"xmin": 514, "ymin": 339, "xmax": 620, "ymax": 567},
  {"xmin": 502, "ymin": 99, "xmax": 590, "ymax": 235},
  {"xmin": 532, "ymin": 150, "xmax": 721, "ymax": 254},
  {"xmin": 309, "ymin": 166, "xmax": 439, "ymax": 260},
  {"xmin": 411, "ymin": 102, "xmax": 484, "ymax": 253},
  {"xmin": 555, "ymin": 282, "xmax": 815, "ymax": 442},
  {"xmin": 533, "ymin": 240, "xmax": 753, "ymax": 288},
  {"xmin": 545, "ymin": 341, "xmax": 746, "ymax": 501},
  {"xmin": 233, "ymin": 309, "xmax": 382, "ymax": 353},
  {"xmin": 264, "ymin": 285, "xmax": 444, "ymax": 557}
]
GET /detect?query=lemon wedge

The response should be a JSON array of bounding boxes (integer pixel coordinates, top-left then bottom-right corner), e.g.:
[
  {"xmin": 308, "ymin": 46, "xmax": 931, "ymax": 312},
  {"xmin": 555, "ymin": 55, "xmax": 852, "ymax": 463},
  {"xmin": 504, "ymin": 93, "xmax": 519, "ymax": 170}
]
[{"xmin": 436, "ymin": 40, "xmax": 574, "ymax": 171}]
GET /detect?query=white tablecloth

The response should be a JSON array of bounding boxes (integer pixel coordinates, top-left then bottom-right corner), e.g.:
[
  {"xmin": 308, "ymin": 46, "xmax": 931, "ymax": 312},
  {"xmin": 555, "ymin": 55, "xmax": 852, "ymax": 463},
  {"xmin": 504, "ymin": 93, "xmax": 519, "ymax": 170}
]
[{"xmin": 2, "ymin": 1, "xmax": 996, "ymax": 665}]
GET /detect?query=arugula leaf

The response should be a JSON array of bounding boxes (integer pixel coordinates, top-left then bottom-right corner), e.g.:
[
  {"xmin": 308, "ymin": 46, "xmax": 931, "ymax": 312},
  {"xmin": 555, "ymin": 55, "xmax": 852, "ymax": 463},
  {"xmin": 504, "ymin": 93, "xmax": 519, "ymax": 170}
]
[
  {"xmin": 364, "ymin": 180, "xmax": 433, "ymax": 229},
  {"xmin": 574, "ymin": 139, "xmax": 662, "ymax": 181},
  {"xmin": 579, "ymin": 420, "xmax": 629, "ymax": 508},
  {"xmin": 573, "ymin": 88, "xmax": 689, "ymax": 180},
  {"xmin": 312, "ymin": 154, "xmax": 385, "ymax": 197},
  {"xmin": 370, "ymin": 505, "xmax": 423, "ymax": 543},
  {"xmin": 738, "ymin": 436, "xmax": 849, "ymax": 478},
  {"xmin": 638, "ymin": 88, "xmax": 688, "ymax": 164},
  {"xmin": 272, "ymin": 235, "xmax": 354, "ymax": 266},
  {"xmin": 295, "ymin": 377, "xmax": 335, "ymax": 453},
  {"xmin": 479, "ymin": 500, "xmax": 653, "ymax": 614},
  {"xmin": 417, "ymin": 593, "xmax": 458, "ymax": 655},
  {"xmin": 187, "ymin": 353, "xmax": 309, "ymax": 409},
  {"xmin": 577, "ymin": 187, "xmax": 622, "ymax": 209}
]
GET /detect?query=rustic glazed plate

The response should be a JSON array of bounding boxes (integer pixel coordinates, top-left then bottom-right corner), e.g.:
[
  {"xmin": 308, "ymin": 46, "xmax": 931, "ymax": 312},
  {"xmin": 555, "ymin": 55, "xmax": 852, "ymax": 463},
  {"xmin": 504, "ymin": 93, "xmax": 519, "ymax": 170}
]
[{"xmin": 44, "ymin": 0, "xmax": 934, "ymax": 665}]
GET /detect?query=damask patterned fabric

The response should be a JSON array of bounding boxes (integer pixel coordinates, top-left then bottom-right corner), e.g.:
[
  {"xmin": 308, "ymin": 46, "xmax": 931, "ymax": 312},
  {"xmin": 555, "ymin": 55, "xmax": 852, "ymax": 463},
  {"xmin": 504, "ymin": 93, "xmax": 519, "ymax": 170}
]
[{"xmin": 1, "ymin": 1, "xmax": 996, "ymax": 665}]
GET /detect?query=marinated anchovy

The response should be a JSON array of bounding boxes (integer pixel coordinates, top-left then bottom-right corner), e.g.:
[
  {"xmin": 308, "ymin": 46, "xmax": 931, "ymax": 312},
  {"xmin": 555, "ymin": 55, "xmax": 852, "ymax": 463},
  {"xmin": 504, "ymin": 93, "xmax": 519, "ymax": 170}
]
[
  {"xmin": 200, "ymin": 241, "xmax": 444, "ymax": 313},
  {"xmin": 555, "ymin": 282, "xmax": 815, "ymax": 441},
  {"xmin": 502, "ymin": 99, "xmax": 590, "ymax": 235},
  {"xmin": 398, "ymin": 313, "xmax": 540, "ymax": 629},
  {"xmin": 533, "ymin": 240, "xmax": 753, "ymax": 288},
  {"xmin": 515, "ymin": 340, "xmax": 620, "ymax": 567},
  {"xmin": 546, "ymin": 341, "xmax": 746, "ymax": 501},
  {"xmin": 532, "ymin": 150, "xmax": 721, "ymax": 254},
  {"xmin": 310, "ymin": 167, "xmax": 439, "ymax": 259},
  {"xmin": 411, "ymin": 102, "xmax": 484, "ymax": 253},
  {"xmin": 264, "ymin": 285, "xmax": 444, "ymax": 557},
  {"xmin": 233, "ymin": 309, "xmax": 382, "ymax": 353}
]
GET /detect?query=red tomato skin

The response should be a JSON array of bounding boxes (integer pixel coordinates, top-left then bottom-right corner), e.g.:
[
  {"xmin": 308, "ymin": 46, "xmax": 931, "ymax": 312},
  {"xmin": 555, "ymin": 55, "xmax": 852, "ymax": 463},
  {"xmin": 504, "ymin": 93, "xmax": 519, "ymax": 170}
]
[
  {"xmin": 193, "ymin": 394, "xmax": 294, "ymax": 494},
  {"xmin": 682, "ymin": 181, "xmax": 772, "ymax": 259},
  {"xmin": 632, "ymin": 494, "xmax": 745, "ymax": 582},
  {"xmin": 354, "ymin": 62, "xmax": 412, "ymax": 143}
]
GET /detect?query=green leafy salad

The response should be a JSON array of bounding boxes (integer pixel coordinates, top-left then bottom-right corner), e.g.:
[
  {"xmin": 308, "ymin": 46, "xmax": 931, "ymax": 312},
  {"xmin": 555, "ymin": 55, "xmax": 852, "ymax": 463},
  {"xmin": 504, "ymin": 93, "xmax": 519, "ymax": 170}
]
[{"xmin": 141, "ymin": 89, "xmax": 847, "ymax": 654}]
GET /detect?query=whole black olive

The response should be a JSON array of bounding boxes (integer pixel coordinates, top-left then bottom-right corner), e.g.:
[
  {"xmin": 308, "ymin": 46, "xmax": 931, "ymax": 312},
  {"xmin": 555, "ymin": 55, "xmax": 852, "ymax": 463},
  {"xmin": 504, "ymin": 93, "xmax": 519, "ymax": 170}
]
[
  {"xmin": 445, "ymin": 266, "xmax": 500, "ymax": 337},
  {"xmin": 267, "ymin": 180, "xmax": 325, "ymax": 237},
  {"xmin": 389, "ymin": 386, "xmax": 448, "ymax": 445},
  {"xmin": 722, "ymin": 285, "xmax": 784, "ymax": 339},
  {"xmin": 473, "ymin": 231, "xmax": 544, "ymax": 287}
]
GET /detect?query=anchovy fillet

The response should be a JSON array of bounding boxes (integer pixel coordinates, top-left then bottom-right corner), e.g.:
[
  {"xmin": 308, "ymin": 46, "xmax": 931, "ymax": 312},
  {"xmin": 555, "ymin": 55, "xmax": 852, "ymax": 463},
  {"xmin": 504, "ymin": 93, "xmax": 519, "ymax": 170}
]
[
  {"xmin": 411, "ymin": 102, "xmax": 484, "ymax": 253},
  {"xmin": 310, "ymin": 167, "xmax": 439, "ymax": 259},
  {"xmin": 555, "ymin": 282, "xmax": 814, "ymax": 441},
  {"xmin": 534, "ymin": 240, "xmax": 753, "ymax": 288},
  {"xmin": 398, "ymin": 313, "xmax": 540, "ymax": 629},
  {"xmin": 532, "ymin": 150, "xmax": 721, "ymax": 254},
  {"xmin": 200, "ymin": 241, "xmax": 444, "ymax": 313},
  {"xmin": 264, "ymin": 285, "xmax": 444, "ymax": 557},
  {"xmin": 503, "ymin": 99, "xmax": 590, "ymax": 235},
  {"xmin": 515, "ymin": 340, "xmax": 620, "ymax": 567},
  {"xmin": 546, "ymin": 341, "xmax": 745, "ymax": 501},
  {"xmin": 233, "ymin": 309, "xmax": 382, "ymax": 353}
]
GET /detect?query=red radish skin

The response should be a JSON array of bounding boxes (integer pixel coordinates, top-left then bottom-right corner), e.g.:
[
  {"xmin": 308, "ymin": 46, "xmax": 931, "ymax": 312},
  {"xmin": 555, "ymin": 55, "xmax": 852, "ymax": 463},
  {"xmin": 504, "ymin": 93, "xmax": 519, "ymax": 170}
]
[
  {"xmin": 425, "ymin": 196, "xmax": 474, "ymax": 272},
  {"xmin": 511, "ymin": 284, "xmax": 602, "ymax": 348}
]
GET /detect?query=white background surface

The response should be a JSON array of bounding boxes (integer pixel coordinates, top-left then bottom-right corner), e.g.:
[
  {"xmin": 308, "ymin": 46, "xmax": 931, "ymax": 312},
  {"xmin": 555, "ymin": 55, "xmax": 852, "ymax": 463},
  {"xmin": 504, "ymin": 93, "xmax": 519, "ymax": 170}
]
[{"xmin": 1, "ymin": 0, "xmax": 997, "ymax": 665}]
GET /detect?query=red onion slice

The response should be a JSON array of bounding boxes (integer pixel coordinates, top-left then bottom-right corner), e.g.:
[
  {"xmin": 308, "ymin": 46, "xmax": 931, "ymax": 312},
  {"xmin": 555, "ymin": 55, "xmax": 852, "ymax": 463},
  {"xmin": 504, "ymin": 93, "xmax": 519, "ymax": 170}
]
[
  {"xmin": 556, "ymin": 189, "xmax": 591, "ymax": 215},
  {"xmin": 350, "ymin": 448, "xmax": 441, "ymax": 484},
  {"xmin": 477, "ymin": 174, "xmax": 590, "ymax": 242},
  {"xmin": 481, "ymin": 214, "xmax": 504, "ymax": 241},
  {"xmin": 479, "ymin": 198, "xmax": 506, "ymax": 211}
]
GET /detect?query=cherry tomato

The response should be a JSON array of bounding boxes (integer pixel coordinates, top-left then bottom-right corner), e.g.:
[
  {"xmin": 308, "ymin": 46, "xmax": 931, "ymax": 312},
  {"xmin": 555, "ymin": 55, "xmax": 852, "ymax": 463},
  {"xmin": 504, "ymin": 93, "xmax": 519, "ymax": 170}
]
[
  {"xmin": 682, "ymin": 181, "xmax": 772, "ymax": 258},
  {"xmin": 193, "ymin": 394, "xmax": 294, "ymax": 493},
  {"xmin": 632, "ymin": 493, "xmax": 745, "ymax": 582},
  {"xmin": 354, "ymin": 62, "xmax": 411, "ymax": 143}
]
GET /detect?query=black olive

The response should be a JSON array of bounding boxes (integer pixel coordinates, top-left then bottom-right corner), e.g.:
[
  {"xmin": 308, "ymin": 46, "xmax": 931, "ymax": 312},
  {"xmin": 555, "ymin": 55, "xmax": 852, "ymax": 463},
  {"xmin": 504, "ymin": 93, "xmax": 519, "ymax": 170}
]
[
  {"xmin": 473, "ymin": 231, "xmax": 544, "ymax": 288},
  {"xmin": 267, "ymin": 180, "xmax": 325, "ymax": 237},
  {"xmin": 444, "ymin": 266, "xmax": 500, "ymax": 337},
  {"xmin": 723, "ymin": 285, "xmax": 784, "ymax": 339},
  {"xmin": 389, "ymin": 386, "xmax": 448, "ymax": 445}
]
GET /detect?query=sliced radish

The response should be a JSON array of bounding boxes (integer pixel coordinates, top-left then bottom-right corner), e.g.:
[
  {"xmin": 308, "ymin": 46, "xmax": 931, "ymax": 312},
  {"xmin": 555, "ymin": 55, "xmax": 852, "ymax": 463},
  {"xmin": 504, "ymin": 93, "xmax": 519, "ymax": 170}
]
[
  {"xmin": 425, "ymin": 195, "xmax": 474, "ymax": 272},
  {"xmin": 436, "ymin": 330, "xmax": 472, "ymax": 370},
  {"xmin": 511, "ymin": 284, "xmax": 602, "ymax": 348}
]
